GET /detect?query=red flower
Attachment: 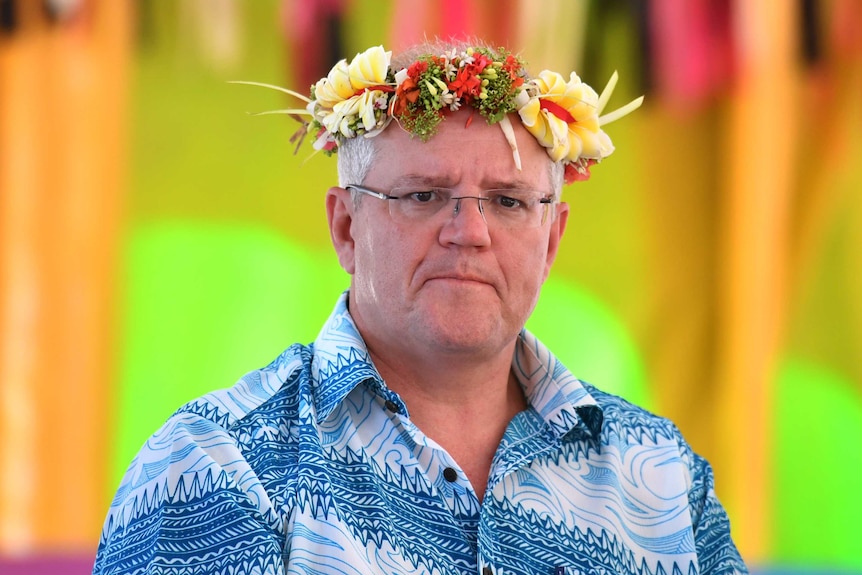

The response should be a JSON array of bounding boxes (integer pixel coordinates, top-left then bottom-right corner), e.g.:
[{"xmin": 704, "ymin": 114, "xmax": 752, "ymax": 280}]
[
  {"xmin": 448, "ymin": 67, "xmax": 482, "ymax": 99},
  {"xmin": 564, "ymin": 159, "xmax": 597, "ymax": 184},
  {"xmin": 407, "ymin": 60, "xmax": 428, "ymax": 78},
  {"xmin": 392, "ymin": 77, "xmax": 421, "ymax": 116},
  {"xmin": 501, "ymin": 55, "xmax": 521, "ymax": 76},
  {"xmin": 471, "ymin": 53, "xmax": 491, "ymax": 73}
]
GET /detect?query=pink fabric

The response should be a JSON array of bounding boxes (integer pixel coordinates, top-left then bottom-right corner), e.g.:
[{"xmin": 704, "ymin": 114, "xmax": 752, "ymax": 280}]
[
  {"xmin": 282, "ymin": 0, "xmax": 349, "ymax": 89},
  {"xmin": 650, "ymin": 0, "xmax": 735, "ymax": 109},
  {"xmin": 390, "ymin": 0, "xmax": 432, "ymax": 52},
  {"xmin": 440, "ymin": 0, "xmax": 474, "ymax": 40}
]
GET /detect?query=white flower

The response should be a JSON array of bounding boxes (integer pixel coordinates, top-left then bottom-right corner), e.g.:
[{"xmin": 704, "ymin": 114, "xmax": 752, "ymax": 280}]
[
  {"xmin": 312, "ymin": 46, "xmax": 392, "ymax": 136},
  {"xmin": 517, "ymin": 70, "xmax": 612, "ymax": 164},
  {"xmin": 321, "ymin": 89, "xmax": 387, "ymax": 135},
  {"xmin": 312, "ymin": 59, "xmax": 354, "ymax": 110},
  {"xmin": 346, "ymin": 45, "xmax": 391, "ymax": 91}
]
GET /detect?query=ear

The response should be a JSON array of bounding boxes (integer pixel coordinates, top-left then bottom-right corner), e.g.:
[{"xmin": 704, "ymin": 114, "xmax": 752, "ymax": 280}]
[
  {"xmin": 326, "ymin": 186, "xmax": 356, "ymax": 275},
  {"xmin": 542, "ymin": 201, "xmax": 569, "ymax": 281}
]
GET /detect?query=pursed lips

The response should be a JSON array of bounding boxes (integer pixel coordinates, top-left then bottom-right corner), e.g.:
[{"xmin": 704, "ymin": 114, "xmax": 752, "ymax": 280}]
[
  {"xmin": 416, "ymin": 260, "xmax": 502, "ymax": 294},
  {"xmin": 423, "ymin": 273, "xmax": 498, "ymax": 292}
]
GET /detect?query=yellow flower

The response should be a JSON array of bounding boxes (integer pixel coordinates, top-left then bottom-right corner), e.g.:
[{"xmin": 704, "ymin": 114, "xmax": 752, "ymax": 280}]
[
  {"xmin": 313, "ymin": 46, "xmax": 391, "ymax": 110},
  {"xmin": 321, "ymin": 90, "xmax": 388, "ymax": 136},
  {"xmin": 312, "ymin": 46, "xmax": 392, "ymax": 137},
  {"xmin": 518, "ymin": 70, "xmax": 613, "ymax": 164},
  {"xmin": 313, "ymin": 59, "xmax": 354, "ymax": 110},
  {"xmin": 347, "ymin": 45, "xmax": 391, "ymax": 91}
]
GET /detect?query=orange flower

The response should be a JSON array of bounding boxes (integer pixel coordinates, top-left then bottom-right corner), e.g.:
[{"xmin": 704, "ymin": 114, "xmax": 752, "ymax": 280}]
[{"xmin": 391, "ymin": 77, "xmax": 421, "ymax": 117}]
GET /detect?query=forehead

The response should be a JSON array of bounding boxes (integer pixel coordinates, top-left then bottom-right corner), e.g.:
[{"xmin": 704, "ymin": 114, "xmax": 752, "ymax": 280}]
[{"xmin": 366, "ymin": 111, "xmax": 554, "ymax": 189}]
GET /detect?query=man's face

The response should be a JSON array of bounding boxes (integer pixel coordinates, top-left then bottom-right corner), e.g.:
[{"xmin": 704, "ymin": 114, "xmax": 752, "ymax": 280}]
[{"xmin": 327, "ymin": 110, "xmax": 569, "ymax": 363}]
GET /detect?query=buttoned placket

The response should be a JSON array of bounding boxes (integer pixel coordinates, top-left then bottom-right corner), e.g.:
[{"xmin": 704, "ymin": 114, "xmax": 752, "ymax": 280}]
[{"xmin": 376, "ymin": 388, "xmax": 485, "ymax": 545}]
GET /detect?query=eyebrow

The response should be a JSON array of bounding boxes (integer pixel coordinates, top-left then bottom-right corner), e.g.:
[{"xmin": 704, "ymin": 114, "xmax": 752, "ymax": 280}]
[
  {"xmin": 394, "ymin": 174, "xmax": 539, "ymax": 191},
  {"xmin": 393, "ymin": 175, "xmax": 452, "ymax": 187}
]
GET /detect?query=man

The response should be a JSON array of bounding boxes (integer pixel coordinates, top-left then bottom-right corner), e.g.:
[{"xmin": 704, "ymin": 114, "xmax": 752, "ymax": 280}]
[{"xmin": 93, "ymin": 41, "xmax": 747, "ymax": 575}]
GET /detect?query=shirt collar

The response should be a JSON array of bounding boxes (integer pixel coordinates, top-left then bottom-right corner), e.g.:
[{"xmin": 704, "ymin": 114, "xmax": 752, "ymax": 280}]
[
  {"xmin": 310, "ymin": 292, "xmax": 382, "ymax": 422},
  {"xmin": 513, "ymin": 329, "xmax": 603, "ymax": 439},
  {"xmin": 310, "ymin": 292, "xmax": 603, "ymax": 438}
]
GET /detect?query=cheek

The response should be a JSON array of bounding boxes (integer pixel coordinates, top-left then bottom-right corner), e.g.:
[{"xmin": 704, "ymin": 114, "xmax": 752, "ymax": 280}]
[
  {"xmin": 352, "ymin": 237, "xmax": 384, "ymax": 295},
  {"xmin": 352, "ymin": 227, "xmax": 414, "ymax": 294},
  {"xmin": 511, "ymin": 235, "xmax": 552, "ymax": 273},
  {"xmin": 506, "ymin": 238, "xmax": 553, "ymax": 300}
]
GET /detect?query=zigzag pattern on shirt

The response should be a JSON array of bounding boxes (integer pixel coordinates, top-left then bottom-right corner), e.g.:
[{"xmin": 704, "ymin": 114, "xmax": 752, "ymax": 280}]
[
  {"xmin": 314, "ymin": 344, "xmax": 373, "ymax": 377},
  {"xmin": 293, "ymin": 443, "xmax": 474, "ymax": 557},
  {"xmin": 149, "ymin": 549, "xmax": 283, "ymax": 575},
  {"xmin": 164, "ymin": 351, "xmax": 700, "ymax": 573},
  {"xmin": 690, "ymin": 487, "xmax": 745, "ymax": 575},
  {"xmin": 583, "ymin": 382, "xmax": 684, "ymax": 448},
  {"xmin": 184, "ymin": 376, "xmax": 479, "ymax": 575},
  {"xmin": 95, "ymin": 294, "xmax": 747, "ymax": 575},
  {"xmin": 482, "ymin": 498, "xmax": 698, "ymax": 575},
  {"xmin": 95, "ymin": 474, "xmax": 283, "ymax": 575},
  {"xmin": 313, "ymin": 350, "xmax": 380, "ymax": 416},
  {"xmin": 101, "ymin": 536, "xmax": 284, "ymax": 575}
]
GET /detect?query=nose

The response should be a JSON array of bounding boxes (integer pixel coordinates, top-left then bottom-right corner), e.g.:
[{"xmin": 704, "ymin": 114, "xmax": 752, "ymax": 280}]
[
  {"xmin": 438, "ymin": 196, "xmax": 492, "ymax": 247},
  {"xmin": 452, "ymin": 196, "xmax": 487, "ymax": 223}
]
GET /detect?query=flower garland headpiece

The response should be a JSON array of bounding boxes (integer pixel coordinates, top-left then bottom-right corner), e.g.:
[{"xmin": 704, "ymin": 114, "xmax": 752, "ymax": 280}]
[{"xmin": 236, "ymin": 45, "xmax": 643, "ymax": 184}]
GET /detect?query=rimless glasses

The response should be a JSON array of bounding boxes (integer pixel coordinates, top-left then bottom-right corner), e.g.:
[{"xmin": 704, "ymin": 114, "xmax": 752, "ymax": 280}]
[{"xmin": 345, "ymin": 185, "xmax": 556, "ymax": 230}]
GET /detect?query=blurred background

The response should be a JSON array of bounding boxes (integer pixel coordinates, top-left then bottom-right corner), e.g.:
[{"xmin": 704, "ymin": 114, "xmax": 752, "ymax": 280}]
[{"xmin": 1, "ymin": 0, "xmax": 860, "ymax": 573}]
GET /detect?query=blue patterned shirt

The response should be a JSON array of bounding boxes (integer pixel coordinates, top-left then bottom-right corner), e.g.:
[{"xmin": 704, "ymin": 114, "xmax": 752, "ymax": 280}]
[{"xmin": 94, "ymin": 292, "xmax": 747, "ymax": 575}]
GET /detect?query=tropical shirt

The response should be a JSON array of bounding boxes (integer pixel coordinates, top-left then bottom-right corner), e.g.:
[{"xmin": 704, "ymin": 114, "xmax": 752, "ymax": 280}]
[{"xmin": 93, "ymin": 292, "xmax": 747, "ymax": 575}]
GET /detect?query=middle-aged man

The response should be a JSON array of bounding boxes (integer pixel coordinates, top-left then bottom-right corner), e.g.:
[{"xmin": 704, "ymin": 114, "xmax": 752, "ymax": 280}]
[{"xmin": 93, "ymin": 40, "xmax": 747, "ymax": 575}]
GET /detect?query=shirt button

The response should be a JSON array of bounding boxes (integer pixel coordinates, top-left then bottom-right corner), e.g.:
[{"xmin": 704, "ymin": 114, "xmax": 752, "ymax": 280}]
[
  {"xmin": 384, "ymin": 400, "xmax": 400, "ymax": 413},
  {"xmin": 443, "ymin": 467, "xmax": 458, "ymax": 482}
]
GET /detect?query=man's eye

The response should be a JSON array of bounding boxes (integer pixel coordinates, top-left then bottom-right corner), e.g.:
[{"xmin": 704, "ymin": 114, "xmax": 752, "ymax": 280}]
[
  {"xmin": 496, "ymin": 195, "xmax": 523, "ymax": 209},
  {"xmin": 405, "ymin": 190, "xmax": 443, "ymax": 203}
]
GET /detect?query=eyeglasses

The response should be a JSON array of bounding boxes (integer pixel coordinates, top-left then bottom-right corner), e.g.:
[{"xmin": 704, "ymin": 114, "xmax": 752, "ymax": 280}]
[{"xmin": 345, "ymin": 185, "xmax": 556, "ymax": 229}]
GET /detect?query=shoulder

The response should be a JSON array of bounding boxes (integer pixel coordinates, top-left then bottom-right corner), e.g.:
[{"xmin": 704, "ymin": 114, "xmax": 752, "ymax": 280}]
[
  {"xmin": 583, "ymin": 381, "xmax": 683, "ymax": 442},
  {"xmin": 580, "ymin": 382, "xmax": 741, "ymax": 540},
  {"xmin": 579, "ymin": 381, "xmax": 703, "ymax": 476},
  {"xmin": 102, "ymin": 343, "xmax": 315, "ymax": 533},
  {"xmin": 173, "ymin": 342, "xmax": 313, "ymax": 430}
]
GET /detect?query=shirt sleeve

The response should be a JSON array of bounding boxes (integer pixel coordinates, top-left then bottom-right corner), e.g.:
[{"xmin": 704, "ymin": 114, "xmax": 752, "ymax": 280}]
[
  {"xmin": 688, "ymin": 450, "xmax": 749, "ymax": 575},
  {"xmin": 92, "ymin": 412, "xmax": 285, "ymax": 575}
]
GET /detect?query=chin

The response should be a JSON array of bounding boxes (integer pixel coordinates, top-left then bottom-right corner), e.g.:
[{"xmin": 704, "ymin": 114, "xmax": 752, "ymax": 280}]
[{"xmin": 412, "ymin": 315, "xmax": 511, "ymax": 355}]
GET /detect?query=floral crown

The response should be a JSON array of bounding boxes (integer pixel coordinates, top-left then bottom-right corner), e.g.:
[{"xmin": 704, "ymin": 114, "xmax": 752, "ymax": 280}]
[{"xmin": 237, "ymin": 45, "xmax": 643, "ymax": 184}]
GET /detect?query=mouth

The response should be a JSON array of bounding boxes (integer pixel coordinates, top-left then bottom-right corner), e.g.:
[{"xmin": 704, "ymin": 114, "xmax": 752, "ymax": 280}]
[
  {"xmin": 425, "ymin": 275, "xmax": 495, "ymax": 288},
  {"xmin": 418, "ymin": 262, "xmax": 501, "ymax": 294}
]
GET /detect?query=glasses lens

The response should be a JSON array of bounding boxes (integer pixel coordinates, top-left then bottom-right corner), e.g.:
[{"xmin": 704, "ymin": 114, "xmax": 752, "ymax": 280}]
[
  {"xmin": 386, "ymin": 187, "xmax": 552, "ymax": 228},
  {"xmin": 483, "ymin": 190, "xmax": 550, "ymax": 228},
  {"xmin": 388, "ymin": 187, "xmax": 452, "ymax": 221}
]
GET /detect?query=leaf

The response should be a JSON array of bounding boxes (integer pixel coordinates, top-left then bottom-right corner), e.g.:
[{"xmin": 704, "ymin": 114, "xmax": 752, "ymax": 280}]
[{"xmin": 228, "ymin": 80, "xmax": 312, "ymax": 103}]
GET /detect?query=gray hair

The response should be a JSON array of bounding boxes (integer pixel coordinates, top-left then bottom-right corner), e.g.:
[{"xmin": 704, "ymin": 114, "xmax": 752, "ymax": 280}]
[
  {"xmin": 336, "ymin": 39, "xmax": 565, "ymax": 198},
  {"xmin": 337, "ymin": 135, "xmax": 377, "ymax": 189}
]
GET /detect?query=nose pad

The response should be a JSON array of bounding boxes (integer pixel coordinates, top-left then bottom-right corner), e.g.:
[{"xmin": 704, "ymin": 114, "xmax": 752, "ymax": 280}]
[
  {"xmin": 452, "ymin": 196, "xmax": 487, "ymax": 225},
  {"xmin": 439, "ymin": 195, "xmax": 492, "ymax": 246}
]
